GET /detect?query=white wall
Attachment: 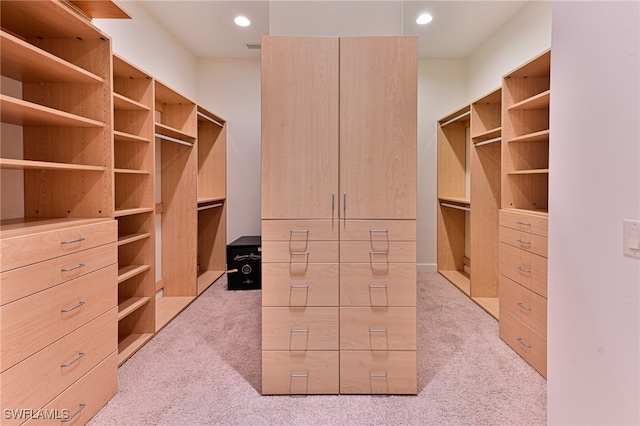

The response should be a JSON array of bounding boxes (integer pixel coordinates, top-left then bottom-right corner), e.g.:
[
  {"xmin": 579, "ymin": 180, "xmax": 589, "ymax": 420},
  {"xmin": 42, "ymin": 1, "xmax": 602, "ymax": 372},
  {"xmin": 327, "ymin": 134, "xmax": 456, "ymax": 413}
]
[
  {"xmin": 94, "ymin": 1, "xmax": 199, "ymax": 99},
  {"xmin": 466, "ymin": 1, "xmax": 552, "ymax": 101},
  {"xmin": 197, "ymin": 59, "xmax": 262, "ymax": 243},
  {"xmin": 548, "ymin": 2, "xmax": 640, "ymax": 424}
]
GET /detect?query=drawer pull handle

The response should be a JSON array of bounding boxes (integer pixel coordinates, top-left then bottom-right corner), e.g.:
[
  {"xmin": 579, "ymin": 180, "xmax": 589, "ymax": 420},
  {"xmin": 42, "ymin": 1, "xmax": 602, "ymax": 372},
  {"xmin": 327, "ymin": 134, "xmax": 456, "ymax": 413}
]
[
  {"xmin": 369, "ymin": 372, "xmax": 388, "ymax": 378},
  {"xmin": 61, "ymin": 237, "xmax": 86, "ymax": 245},
  {"xmin": 516, "ymin": 221, "xmax": 531, "ymax": 226},
  {"xmin": 516, "ymin": 238, "xmax": 531, "ymax": 245},
  {"xmin": 368, "ymin": 284, "xmax": 388, "ymax": 289},
  {"xmin": 517, "ymin": 302, "xmax": 532, "ymax": 311},
  {"xmin": 61, "ymin": 352, "xmax": 86, "ymax": 368},
  {"xmin": 290, "ymin": 230, "xmax": 309, "ymax": 234},
  {"xmin": 61, "ymin": 263, "xmax": 86, "ymax": 272},
  {"xmin": 517, "ymin": 266, "xmax": 532, "ymax": 273},
  {"xmin": 61, "ymin": 403, "xmax": 86, "ymax": 423},
  {"xmin": 517, "ymin": 337, "xmax": 532, "ymax": 349},
  {"xmin": 369, "ymin": 328, "xmax": 388, "ymax": 333},
  {"xmin": 290, "ymin": 372, "xmax": 309, "ymax": 378},
  {"xmin": 290, "ymin": 283, "xmax": 309, "ymax": 289},
  {"xmin": 290, "ymin": 328, "xmax": 309, "ymax": 333},
  {"xmin": 61, "ymin": 301, "xmax": 85, "ymax": 313},
  {"xmin": 290, "ymin": 251, "xmax": 309, "ymax": 256},
  {"xmin": 369, "ymin": 251, "xmax": 388, "ymax": 255}
]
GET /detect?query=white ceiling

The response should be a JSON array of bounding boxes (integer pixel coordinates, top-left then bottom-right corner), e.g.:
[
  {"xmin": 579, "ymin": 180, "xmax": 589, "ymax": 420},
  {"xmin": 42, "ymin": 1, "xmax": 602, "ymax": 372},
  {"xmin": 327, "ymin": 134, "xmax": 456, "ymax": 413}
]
[{"xmin": 138, "ymin": 1, "xmax": 530, "ymax": 59}]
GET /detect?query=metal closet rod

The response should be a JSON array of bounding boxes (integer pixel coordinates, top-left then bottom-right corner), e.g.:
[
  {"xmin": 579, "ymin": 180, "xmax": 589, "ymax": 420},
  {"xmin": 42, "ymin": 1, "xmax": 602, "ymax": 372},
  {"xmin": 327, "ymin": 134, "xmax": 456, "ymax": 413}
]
[
  {"xmin": 197, "ymin": 111, "xmax": 224, "ymax": 127},
  {"xmin": 475, "ymin": 136, "xmax": 502, "ymax": 147},
  {"xmin": 155, "ymin": 133, "xmax": 193, "ymax": 147},
  {"xmin": 440, "ymin": 110, "xmax": 471, "ymax": 127},
  {"xmin": 440, "ymin": 202, "xmax": 471, "ymax": 212}
]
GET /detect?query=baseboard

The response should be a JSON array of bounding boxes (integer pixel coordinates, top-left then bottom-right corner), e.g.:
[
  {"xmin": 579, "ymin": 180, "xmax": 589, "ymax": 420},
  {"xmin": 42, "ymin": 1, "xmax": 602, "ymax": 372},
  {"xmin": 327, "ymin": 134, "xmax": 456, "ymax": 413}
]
[{"xmin": 417, "ymin": 263, "xmax": 437, "ymax": 273}]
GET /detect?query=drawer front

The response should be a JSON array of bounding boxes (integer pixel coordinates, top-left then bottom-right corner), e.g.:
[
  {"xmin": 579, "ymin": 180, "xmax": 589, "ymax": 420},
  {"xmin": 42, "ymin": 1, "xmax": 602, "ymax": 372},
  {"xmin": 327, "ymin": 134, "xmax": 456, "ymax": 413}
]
[
  {"xmin": 340, "ymin": 263, "xmax": 416, "ymax": 307},
  {"xmin": 499, "ymin": 210, "xmax": 548, "ymax": 237},
  {"xmin": 340, "ymin": 241, "xmax": 416, "ymax": 263},
  {"xmin": 262, "ymin": 220, "xmax": 338, "ymax": 241},
  {"xmin": 262, "ymin": 351, "xmax": 339, "ymax": 395},
  {"xmin": 1, "ymin": 243, "xmax": 117, "ymax": 306},
  {"xmin": 262, "ymin": 263, "xmax": 338, "ymax": 307},
  {"xmin": 340, "ymin": 350, "xmax": 417, "ymax": 394},
  {"xmin": 1, "ymin": 220, "xmax": 117, "ymax": 272},
  {"xmin": 499, "ymin": 226, "xmax": 548, "ymax": 258},
  {"xmin": 23, "ymin": 351, "xmax": 117, "ymax": 425},
  {"xmin": 340, "ymin": 307, "xmax": 416, "ymax": 350},
  {"xmin": 262, "ymin": 307, "xmax": 338, "ymax": 350},
  {"xmin": 262, "ymin": 241, "xmax": 338, "ymax": 263},
  {"xmin": 1, "ymin": 308, "xmax": 117, "ymax": 423},
  {"xmin": 499, "ymin": 242, "xmax": 547, "ymax": 297},
  {"xmin": 340, "ymin": 220, "xmax": 416, "ymax": 241},
  {"xmin": 499, "ymin": 311, "xmax": 547, "ymax": 377},
  {"xmin": 1, "ymin": 264, "xmax": 117, "ymax": 371},
  {"xmin": 499, "ymin": 275, "xmax": 547, "ymax": 338}
]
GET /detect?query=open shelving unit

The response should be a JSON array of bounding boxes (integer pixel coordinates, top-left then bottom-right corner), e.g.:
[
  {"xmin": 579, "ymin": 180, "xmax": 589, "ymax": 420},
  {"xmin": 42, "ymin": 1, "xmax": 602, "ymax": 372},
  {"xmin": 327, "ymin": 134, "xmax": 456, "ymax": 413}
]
[
  {"xmin": 196, "ymin": 107, "xmax": 227, "ymax": 295},
  {"xmin": 154, "ymin": 80, "xmax": 198, "ymax": 331},
  {"xmin": 437, "ymin": 105, "xmax": 471, "ymax": 295},
  {"xmin": 469, "ymin": 88, "xmax": 502, "ymax": 318},
  {"xmin": 112, "ymin": 54, "xmax": 156, "ymax": 365}
]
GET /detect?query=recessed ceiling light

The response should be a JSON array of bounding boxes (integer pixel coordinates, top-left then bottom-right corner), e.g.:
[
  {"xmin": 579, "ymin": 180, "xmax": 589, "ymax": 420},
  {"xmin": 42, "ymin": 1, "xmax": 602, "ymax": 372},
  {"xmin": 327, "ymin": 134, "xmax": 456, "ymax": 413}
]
[
  {"xmin": 416, "ymin": 14, "xmax": 433, "ymax": 25},
  {"xmin": 234, "ymin": 16, "xmax": 250, "ymax": 27}
]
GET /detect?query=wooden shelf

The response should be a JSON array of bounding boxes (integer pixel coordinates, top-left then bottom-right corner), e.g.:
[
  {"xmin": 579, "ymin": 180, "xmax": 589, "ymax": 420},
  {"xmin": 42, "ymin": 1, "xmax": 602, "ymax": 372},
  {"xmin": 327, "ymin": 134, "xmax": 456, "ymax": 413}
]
[
  {"xmin": 155, "ymin": 122, "xmax": 196, "ymax": 144},
  {"xmin": 439, "ymin": 108, "xmax": 471, "ymax": 127},
  {"xmin": 114, "ymin": 130, "xmax": 151, "ymax": 144},
  {"xmin": 114, "ymin": 207, "xmax": 154, "ymax": 218},
  {"xmin": 118, "ymin": 296, "xmax": 150, "ymax": 321},
  {"xmin": 117, "ymin": 264, "xmax": 151, "ymax": 284},
  {"xmin": 117, "ymin": 333, "xmax": 154, "ymax": 366},
  {"xmin": 438, "ymin": 196, "xmax": 470, "ymax": 206},
  {"xmin": 155, "ymin": 296, "xmax": 194, "ymax": 331},
  {"xmin": 197, "ymin": 270, "xmax": 224, "ymax": 295},
  {"xmin": 117, "ymin": 232, "xmax": 150, "ymax": 246},
  {"xmin": 197, "ymin": 196, "xmax": 226, "ymax": 205},
  {"xmin": 509, "ymin": 129, "xmax": 550, "ymax": 144},
  {"xmin": 508, "ymin": 169, "xmax": 549, "ymax": 175},
  {"xmin": 0, "ymin": 95, "xmax": 105, "ymax": 128},
  {"xmin": 1, "ymin": 31, "xmax": 105, "ymax": 84},
  {"xmin": 113, "ymin": 92, "xmax": 151, "ymax": 112},
  {"xmin": 501, "ymin": 207, "xmax": 549, "ymax": 217},
  {"xmin": 439, "ymin": 270, "xmax": 471, "ymax": 296},
  {"xmin": 473, "ymin": 297, "xmax": 499, "ymax": 320},
  {"xmin": 0, "ymin": 217, "xmax": 111, "ymax": 239},
  {"xmin": 114, "ymin": 168, "xmax": 151, "ymax": 175},
  {"xmin": 0, "ymin": 158, "xmax": 106, "ymax": 172},
  {"xmin": 509, "ymin": 90, "xmax": 550, "ymax": 111},
  {"xmin": 472, "ymin": 127, "xmax": 501, "ymax": 143}
]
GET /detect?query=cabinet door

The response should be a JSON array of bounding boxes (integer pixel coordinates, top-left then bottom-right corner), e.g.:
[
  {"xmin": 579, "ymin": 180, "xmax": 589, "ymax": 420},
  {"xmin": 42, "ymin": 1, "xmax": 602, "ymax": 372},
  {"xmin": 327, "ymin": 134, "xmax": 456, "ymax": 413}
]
[
  {"xmin": 261, "ymin": 36, "xmax": 339, "ymax": 219},
  {"xmin": 339, "ymin": 37, "xmax": 417, "ymax": 219}
]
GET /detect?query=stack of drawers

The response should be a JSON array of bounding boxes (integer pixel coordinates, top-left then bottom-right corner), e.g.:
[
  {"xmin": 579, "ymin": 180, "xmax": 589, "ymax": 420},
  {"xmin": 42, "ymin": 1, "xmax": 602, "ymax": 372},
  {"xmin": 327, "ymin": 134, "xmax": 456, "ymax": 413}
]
[
  {"xmin": 339, "ymin": 220, "xmax": 417, "ymax": 394},
  {"xmin": 1, "ymin": 219, "xmax": 118, "ymax": 424},
  {"xmin": 498, "ymin": 210, "xmax": 548, "ymax": 377},
  {"xmin": 261, "ymin": 220, "xmax": 339, "ymax": 394}
]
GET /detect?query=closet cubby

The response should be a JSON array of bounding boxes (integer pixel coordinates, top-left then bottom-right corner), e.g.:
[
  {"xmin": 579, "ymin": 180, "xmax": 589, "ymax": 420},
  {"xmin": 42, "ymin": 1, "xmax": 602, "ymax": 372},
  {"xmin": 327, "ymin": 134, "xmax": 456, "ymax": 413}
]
[
  {"xmin": 469, "ymin": 88, "xmax": 502, "ymax": 318},
  {"xmin": 437, "ymin": 105, "xmax": 471, "ymax": 295},
  {"xmin": 112, "ymin": 54, "xmax": 156, "ymax": 364},
  {"xmin": 196, "ymin": 107, "xmax": 227, "ymax": 295},
  {"xmin": 154, "ymin": 80, "xmax": 198, "ymax": 331},
  {"xmin": 502, "ymin": 49, "xmax": 551, "ymax": 212}
]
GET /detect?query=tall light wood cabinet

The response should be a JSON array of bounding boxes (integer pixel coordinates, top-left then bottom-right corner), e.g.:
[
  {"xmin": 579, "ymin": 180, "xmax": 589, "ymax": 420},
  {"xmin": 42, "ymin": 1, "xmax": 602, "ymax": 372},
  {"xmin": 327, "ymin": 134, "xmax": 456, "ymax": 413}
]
[
  {"xmin": 0, "ymin": 0, "xmax": 118, "ymax": 422},
  {"xmin": 261, "ymin": 35, "xmax": 417, "ymax": 395},
  {"xmin": 499, "ymin": 50, "xmax": 550, "ymax": 377}
]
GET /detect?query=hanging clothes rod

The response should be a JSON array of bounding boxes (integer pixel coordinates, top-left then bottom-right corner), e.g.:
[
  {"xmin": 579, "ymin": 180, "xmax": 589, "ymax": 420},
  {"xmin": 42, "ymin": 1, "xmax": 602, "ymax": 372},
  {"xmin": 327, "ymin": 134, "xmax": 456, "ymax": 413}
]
[
  {"xmin": 197, "ymin": 111, "xmax": 224, "ymax": 127},
  {"xmin": 440, "ymin": 202, "xmax": 471, "ymax": 212},
  {"xmin": 475, "ymin": 136, "xmax": 502, "ymax": 147},
  {"xmin": 197, "ymin": 203, "xmax": 223, "ymax": 211},
  {"xmin": 155, "ymin": 133, "xmax": 193, "ymax": 147},
  {"xmin": 440, "ymin": 111, "xmax": 471, "ymax": 127}
]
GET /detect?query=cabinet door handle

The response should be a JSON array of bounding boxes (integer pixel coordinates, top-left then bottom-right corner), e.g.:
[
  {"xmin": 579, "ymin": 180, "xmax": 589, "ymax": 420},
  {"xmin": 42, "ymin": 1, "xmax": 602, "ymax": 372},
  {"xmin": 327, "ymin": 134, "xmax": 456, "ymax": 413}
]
[
  {"xmin": 61, "ymin": 404, "xmax": 86, "ymax": 423},
  {"xmin": 290, "ymin": 283, "xmax": 309, "ymax": 289},
  {"xmin": 516, "ymin": 221, "xmax": 531, "ymax": 226},
  {"xmin": 61, "ymin": 301, "xmax": 85, "ymax": 313},
  {"xmin": 61, "ymin": 263, "xmax": 85, "ymax": 272},
  {"xmin": 61, "ymin": 237, "xmax": 85, "ymax": 245},
  {"xmin": 517, "ymin": 337, "xmax": 532, "ymax": 348},
  {"xmin": 369, "ymin": 371, "xmax": 388, "ymax": 378},
  {"xmin": 516, "ymin": 238, "xmax": 531, "ymax": 245},
  {"xmin": 517, "ymin": 302, "xmax": 532, "ymax": 311},
  {"xmin": 61, "ymin": 352, "xmax": 85, "ymax": 368},
  {"xmin": 517, "ymin": 266, "xmax": 532, "ymax": 273}
]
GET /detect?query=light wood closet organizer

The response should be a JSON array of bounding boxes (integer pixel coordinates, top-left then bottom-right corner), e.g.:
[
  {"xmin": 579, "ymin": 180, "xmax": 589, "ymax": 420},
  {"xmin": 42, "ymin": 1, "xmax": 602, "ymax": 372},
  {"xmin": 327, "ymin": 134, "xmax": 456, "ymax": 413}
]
[{"xmin": 0, "ymin": 1, "xmax": 121, "ymax": 422}]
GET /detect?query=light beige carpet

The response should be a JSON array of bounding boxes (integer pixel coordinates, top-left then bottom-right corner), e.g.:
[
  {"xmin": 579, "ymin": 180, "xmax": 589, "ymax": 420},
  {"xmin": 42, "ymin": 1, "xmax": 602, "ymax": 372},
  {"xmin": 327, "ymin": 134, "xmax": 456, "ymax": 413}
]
[{"xmin": 89, "ymin": 272, "xmax": 546, "ymax": 425}]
